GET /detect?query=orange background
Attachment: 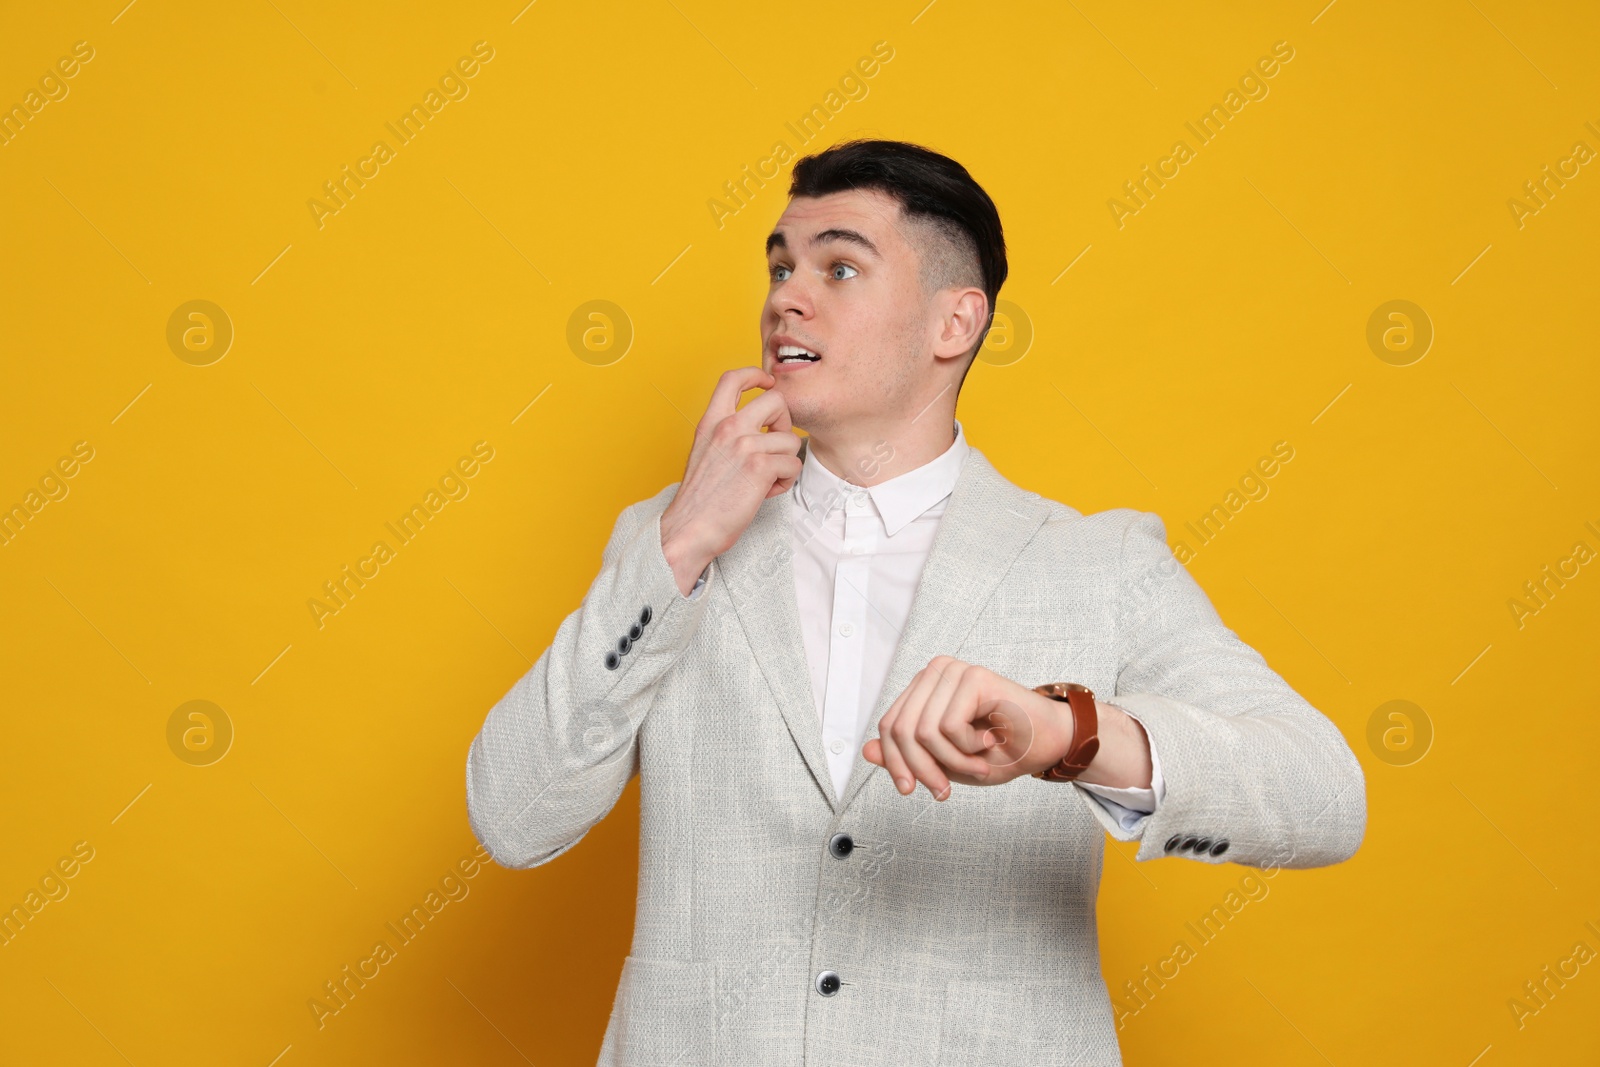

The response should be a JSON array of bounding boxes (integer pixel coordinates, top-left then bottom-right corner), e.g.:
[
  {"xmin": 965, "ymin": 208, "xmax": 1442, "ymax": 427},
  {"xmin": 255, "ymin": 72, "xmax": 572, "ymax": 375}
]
[{"xmin": 1, "ymin": 1, "xmax": 1596, "ymax": 1064}]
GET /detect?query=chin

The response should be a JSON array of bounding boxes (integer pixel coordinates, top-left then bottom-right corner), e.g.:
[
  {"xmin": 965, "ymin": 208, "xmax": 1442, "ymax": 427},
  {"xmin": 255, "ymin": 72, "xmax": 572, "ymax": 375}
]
[
  {"xmin": 778, "ymin": 391, "xmax": 831, "ymax": 435},
  {"xmin": 777, "ymin": 395, "xmax": 825, "ymax": 431},
  {"xmin": 771, "ymin": 367, "xmax": 846, "ymax": 429}
]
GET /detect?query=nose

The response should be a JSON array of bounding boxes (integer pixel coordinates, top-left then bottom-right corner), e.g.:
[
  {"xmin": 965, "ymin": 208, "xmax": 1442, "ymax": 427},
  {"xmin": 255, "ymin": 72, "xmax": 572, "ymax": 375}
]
[{"xmin": 768, "ymin": 272, "xmax": 816, "ymax": 321}]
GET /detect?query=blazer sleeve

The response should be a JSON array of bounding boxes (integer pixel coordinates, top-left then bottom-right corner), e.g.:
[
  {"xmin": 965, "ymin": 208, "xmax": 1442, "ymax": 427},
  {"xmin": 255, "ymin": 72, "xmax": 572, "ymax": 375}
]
[
  {"xmin": 1079, "ymin": 510, "xmax": 1367, "ymax": 869},
  {"xmin": 465, "ymin": 483, "xmax": 710, "ymax": 869}
]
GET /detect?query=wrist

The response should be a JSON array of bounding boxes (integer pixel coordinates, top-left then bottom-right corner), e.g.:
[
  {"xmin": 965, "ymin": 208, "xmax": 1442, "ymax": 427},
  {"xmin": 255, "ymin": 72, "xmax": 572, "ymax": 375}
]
[
  {"xmin": 1076, "ymin": 702, "xmax": 1153, "ymax": 790},
  {"xmin": 660, "ymin": 519, "xmax": 712, "ymax": 597},
  {"xmin": 1036, "ymin": 690, "xmax": 1076, "ymax": 765},
  {"xmin": 1028, "ymin": 683, "xmax": 1098, "ymax": 782}
]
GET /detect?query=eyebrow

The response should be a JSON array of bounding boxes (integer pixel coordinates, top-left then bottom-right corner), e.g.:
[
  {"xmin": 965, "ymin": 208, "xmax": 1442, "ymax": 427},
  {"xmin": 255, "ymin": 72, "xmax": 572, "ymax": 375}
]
[{"xmin": 765, "ymin": 227, "xmax": 881, "ymax": 258}]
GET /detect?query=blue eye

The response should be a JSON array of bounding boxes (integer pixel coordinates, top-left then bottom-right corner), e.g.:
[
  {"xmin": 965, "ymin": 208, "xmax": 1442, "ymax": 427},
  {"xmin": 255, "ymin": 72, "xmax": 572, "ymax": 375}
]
[
  {"xmin": 831, "ymin": 263, "xmax": 858, "ymax": 280},
  {"xmin": 770, "ymin": 264, "xmax": 792, "ymax": 282}
]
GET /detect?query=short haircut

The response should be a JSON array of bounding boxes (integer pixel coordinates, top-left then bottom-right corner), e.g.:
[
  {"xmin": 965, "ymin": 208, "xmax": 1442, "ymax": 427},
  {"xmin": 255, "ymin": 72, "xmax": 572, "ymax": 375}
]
[{"xmin": 788, "ymin": 139, "xmax": 1007, "ymax": 358}]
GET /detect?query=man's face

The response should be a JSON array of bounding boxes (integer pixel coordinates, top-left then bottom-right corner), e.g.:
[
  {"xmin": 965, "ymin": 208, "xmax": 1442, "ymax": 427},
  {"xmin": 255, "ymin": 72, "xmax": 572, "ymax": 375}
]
[{"xmin": 761, "ymin": 188, "xmax": 939, "ymax": 435}]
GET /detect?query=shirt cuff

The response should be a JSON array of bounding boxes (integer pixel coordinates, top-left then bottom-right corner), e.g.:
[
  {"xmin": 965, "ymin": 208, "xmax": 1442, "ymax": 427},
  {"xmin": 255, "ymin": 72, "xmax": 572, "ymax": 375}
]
[{"xmin": 686, "ymin": 566, "xmax": 710, "ymax": 601}]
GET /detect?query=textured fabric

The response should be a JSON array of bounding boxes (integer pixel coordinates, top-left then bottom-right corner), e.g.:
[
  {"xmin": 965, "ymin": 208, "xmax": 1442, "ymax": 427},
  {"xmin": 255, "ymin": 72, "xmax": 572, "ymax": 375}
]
[
  {"xmin": 786, "ymin": 421, "xmax": 1163, "ymax": 815},
  {"xmin": 464, "ymin": 443, "xmax": 1367, "ymax": 1065}
]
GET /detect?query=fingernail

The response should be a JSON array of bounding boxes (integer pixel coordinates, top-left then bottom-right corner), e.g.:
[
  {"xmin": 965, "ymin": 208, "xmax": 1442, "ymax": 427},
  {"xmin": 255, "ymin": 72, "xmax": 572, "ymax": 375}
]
[{"xmin": 896, "ymin": 778, "xmax": 911, "ymax": 794}]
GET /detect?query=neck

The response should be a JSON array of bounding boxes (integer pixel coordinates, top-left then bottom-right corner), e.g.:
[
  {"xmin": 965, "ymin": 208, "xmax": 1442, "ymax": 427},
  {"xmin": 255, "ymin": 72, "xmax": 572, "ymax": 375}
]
[{"xmin": 803, "ymin": 402, "xmax": 959, "ymax": 488}]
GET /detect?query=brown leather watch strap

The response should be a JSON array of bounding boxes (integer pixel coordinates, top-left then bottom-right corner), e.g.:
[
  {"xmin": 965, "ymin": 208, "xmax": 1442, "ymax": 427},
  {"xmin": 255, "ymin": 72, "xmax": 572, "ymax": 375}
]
[{"xmin": 1030, "ymin": 682, "xmax": 1101, "ymax": 782}]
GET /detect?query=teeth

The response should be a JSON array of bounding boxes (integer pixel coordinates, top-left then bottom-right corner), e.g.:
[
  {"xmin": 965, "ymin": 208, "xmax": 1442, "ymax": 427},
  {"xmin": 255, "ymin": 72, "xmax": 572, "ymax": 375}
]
[{"xmin": 777, "ymin": 344, "xmax": 819, "ymax": 361}]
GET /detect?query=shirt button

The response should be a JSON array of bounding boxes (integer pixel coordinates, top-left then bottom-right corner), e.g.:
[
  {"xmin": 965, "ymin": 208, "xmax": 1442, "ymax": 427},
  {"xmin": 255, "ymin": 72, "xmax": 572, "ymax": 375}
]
[
  {"xmin": 850, "ymin": 491, "xmax": 868, "ymax": 508},
  {"xmin": 829, "ymin": 738, "xmax": 846, "ymax": 755},
  {"xmin": 838, "ymin": 622, "xmax": 854, "ymax": 637}
]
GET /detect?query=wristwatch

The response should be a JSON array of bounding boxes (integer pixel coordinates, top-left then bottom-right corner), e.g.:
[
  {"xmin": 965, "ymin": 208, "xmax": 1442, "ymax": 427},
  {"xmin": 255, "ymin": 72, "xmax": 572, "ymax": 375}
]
[{"xmin": 1030, "ymin": 682, "xmax": 1101, "ymax": 782}]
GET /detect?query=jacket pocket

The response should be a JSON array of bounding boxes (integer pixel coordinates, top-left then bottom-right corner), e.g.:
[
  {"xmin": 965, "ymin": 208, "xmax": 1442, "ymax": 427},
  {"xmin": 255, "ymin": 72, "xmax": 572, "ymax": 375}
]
[
  {"xmin": 935, "ymin": 974, "xmax": 1121, "ymax": 1066},
  {"xmin": 599, "ymin": 955, "xmax": 718, "ymax": 1066}
]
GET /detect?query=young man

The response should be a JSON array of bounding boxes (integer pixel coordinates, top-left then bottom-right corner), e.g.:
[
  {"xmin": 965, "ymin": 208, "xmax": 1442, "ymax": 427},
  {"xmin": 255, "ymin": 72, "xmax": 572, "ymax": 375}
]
[{"xmin": 465, "ymin": 140, "xmax": 1366, "ymax": 1065}]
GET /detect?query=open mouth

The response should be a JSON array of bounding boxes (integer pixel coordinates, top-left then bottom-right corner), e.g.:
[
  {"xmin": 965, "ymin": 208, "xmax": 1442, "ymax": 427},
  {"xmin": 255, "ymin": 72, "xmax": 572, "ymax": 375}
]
[{"xmin": 776, "ymin": 344, "xmax": 821, "ymax": 364}]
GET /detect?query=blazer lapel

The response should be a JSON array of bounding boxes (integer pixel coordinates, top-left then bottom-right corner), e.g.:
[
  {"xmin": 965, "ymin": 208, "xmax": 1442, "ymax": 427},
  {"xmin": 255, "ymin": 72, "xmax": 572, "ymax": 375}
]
[
  {"xmin": 714, "ymin": 441, "xmax": 1051, "ymax": 816},
  {"xmin": 837, "ymin": 447, "xmax": 1050, "ymax": 812},
  {"xmin": 716, "ymin": 441, "xmax": 840, "ymax": 810}
]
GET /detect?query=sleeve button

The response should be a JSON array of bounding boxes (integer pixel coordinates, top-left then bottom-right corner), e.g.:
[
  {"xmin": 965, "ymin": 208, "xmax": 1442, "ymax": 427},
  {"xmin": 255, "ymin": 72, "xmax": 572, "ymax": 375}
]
[
  {"xmin": 1164, "ymin": 835, "xmax": 1182, "ymax": 852},
  {"xmin": 1209, "ymin": 840, "xmax": 1230, "ymax": 856},
  {"xmin": 629, "ymin": 622, "xmax": 643, "ymax": 641},
  {"xmin": 604, "ymin": 650, "xmax": 620, "ymax": 670},
  {"xmin": 618, "ymin": 635, "xmax": 632, "ymax": 655},
  {"xmin": 639, "ymin": 606, "xmax": 653, "ymax": 627},
  {"xmin": 1194, "ymin": 838, "xmax": 1213, "ymax": 854},
  {"xmin": 1180, "ymin": 837, "xmax": 1198, "ymax": 852}
]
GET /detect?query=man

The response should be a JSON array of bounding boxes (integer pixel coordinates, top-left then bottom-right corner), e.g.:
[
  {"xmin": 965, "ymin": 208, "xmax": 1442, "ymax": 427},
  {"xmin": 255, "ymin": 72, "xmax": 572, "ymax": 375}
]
[{"xmin": 465, "ymin": 139, "xmax": 1366, "ymax": 1065}]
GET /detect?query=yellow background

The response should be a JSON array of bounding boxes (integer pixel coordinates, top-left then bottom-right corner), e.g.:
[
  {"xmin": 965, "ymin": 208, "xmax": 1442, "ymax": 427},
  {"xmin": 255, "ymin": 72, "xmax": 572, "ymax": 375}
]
[{"xmin": 2, "ymin": 0, "xmax": 1596, "ymax": 1063}]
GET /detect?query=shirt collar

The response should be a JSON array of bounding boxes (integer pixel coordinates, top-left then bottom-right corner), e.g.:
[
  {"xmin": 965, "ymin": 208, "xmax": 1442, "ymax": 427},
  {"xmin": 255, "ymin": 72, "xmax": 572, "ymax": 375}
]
[{"xmin": 794, "ymin": 419, "xmax": 970, "ymax": 537}]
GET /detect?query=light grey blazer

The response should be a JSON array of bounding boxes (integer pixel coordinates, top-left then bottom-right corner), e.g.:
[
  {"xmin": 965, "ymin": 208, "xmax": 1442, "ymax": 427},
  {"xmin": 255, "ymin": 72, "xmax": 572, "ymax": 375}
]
[{"xmin": 464, "ymin": 441, "xmax": 1367, "ymax": 1065}]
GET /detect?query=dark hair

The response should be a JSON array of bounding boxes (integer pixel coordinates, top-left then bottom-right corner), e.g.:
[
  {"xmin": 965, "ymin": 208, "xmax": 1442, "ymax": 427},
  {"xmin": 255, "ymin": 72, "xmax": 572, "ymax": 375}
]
[{"xmin": 788, "ymin": 139, "xmax": 1007, "ymax": 355}]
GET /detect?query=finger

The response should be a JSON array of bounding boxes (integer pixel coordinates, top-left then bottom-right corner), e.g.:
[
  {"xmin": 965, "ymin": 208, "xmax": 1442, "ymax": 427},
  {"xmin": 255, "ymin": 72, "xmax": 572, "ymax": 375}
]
[
  {"xmin": 691, "ymin": 369, "xmax": 773, "ymax": 468},
  {"xmin": 703, "ymin": 428, "xmax": 794, "ymax": 489},
  {"xmin": 939, "ymin": 671, "xmax": 996, "ymax": 756},
  {"xmin": 762, "ymin": 388, "xmax": 793, "ymax": 435},
  {"xmin": 741, "ymin": 430, "xmax": 803, "ymax": 454},
  {"xmin": 920, "ymin": 670, "xmax": 997, "ymax": 780},
  {"xmin": 704, "ymin": 366, "xmax": 774, "ymax": 426},
  {"xmin": 976, "ymin": 698, "xmax": 1042, "ymax": 773},
  {"xmin": 907, "ymin": 664, "xmax": 988, "ymax": 793},
  {"xmin": 761, "ymin": 455, "xmax": 804, "ymax": 497},
  {"xmin": 942, "ymin": 705, "xmax": 991, "ymax": 755},
  {"xmin": 862, "ymin": 737, "xmax": 884, "ymax": 767},
  {"xmin": 730, "ymin": 388, "xmax": 795, "ymax": 438},
  {"xmin": 972, "ymin": 704, "xmax": 1018, "ymax": 752},
  {"xmin": 890, "ymin": 672, "xmax": 955, "ymax": 800},
  {"xmin": 875, "ymin": 707, "xmax": 913, "ymax": 795},
  {"xmin": 875, "ymin": 677, "xmax": 925, "ymax": 795}
]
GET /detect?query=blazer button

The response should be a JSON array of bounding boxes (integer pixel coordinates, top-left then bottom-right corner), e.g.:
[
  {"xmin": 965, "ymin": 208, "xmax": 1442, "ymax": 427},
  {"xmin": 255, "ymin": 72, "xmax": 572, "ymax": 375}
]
[
  {"xmin": 618, "ymin": 635, "xmax": 632, "ymax": 655},
  {"xmin": 1164, "ymin": 835, "xmax": 1182, "ymax": 852},
  {"xmin": 815, "ymin": 971, "xmax": 841, "ymax": 996},
  {"xmin": 1194, "ymin": 838, "xmax": 1213, "ymax": 854},
  {"xmin": 639, "ymin": 606, "xmax": 653, "ymax": 627},
  {"xmin": 1209, "ymin": 840, "xmax": 1230, "ymax": 856},
  {"xmin": 629, "ymin": 622, "xmax": 643, "ymax": 641},
  {"xmin": 1180, "ymin": 837, "xmax": 1198, "ymax": 852},
  {"xmin": 828, "ymin": 833, "xmax": 854, "ymax": 859},
  {"xmin": 604, "ymin": 650, "xmax": 620, "ymax": 670}
]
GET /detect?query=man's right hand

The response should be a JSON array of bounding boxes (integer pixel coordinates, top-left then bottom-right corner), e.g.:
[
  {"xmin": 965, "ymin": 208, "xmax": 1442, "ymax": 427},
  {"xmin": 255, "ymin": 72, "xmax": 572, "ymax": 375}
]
[{"xmin": 659, "ymin": 367, "xmax": 802, "ymax": 596}]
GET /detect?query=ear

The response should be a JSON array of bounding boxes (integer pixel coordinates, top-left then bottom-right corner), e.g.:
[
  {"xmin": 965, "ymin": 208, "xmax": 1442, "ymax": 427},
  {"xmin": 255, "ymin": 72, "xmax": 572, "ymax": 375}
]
[{"xmin": 930, "ymin": 286, "xmax": 990, "ymax": 365}]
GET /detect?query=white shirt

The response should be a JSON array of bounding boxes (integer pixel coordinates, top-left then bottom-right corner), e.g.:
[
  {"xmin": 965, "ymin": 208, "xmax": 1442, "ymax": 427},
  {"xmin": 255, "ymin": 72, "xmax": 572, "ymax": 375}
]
[{"xmin": 691, "ymin": 419, "xmax": 1165, "ymax": 828}]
